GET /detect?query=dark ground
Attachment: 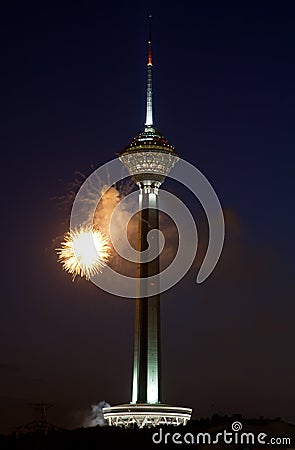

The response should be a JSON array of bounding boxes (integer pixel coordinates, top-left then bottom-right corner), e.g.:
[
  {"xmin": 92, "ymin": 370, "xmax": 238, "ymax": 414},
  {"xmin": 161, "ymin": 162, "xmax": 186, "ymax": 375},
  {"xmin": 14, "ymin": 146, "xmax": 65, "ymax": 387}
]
[{"xmin": 1, "ymin": 415, "xmax": 294, "ymax": 449}]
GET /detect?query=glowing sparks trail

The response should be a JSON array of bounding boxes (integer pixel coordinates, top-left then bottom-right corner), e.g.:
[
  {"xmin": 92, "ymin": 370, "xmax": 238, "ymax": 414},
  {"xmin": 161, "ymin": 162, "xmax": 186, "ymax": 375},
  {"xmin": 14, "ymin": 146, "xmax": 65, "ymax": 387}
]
[{"xmin": 57, "ymin": 226, "xmax": 110, "ymax": 281}]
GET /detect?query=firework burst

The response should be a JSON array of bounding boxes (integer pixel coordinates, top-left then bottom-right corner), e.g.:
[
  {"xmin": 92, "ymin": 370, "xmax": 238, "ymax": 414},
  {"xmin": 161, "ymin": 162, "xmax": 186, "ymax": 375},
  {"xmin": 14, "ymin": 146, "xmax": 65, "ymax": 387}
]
[{"xmin": 57, "ymin": 226, "xmax": 110, "ymax": 281}]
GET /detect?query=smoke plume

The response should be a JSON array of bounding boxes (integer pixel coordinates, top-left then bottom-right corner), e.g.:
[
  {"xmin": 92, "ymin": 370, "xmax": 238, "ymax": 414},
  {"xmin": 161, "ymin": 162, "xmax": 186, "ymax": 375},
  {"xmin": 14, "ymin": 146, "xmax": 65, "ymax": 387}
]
[{"xmin": 84, "ymin": 401, "xmax": 111, "ymax": 427}]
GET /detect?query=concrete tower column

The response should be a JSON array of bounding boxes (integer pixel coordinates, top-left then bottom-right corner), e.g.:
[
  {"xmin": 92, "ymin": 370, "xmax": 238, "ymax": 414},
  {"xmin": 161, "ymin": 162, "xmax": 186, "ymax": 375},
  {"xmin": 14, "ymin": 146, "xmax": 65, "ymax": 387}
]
[{"xmin": 132, "ymin": 183, "xmax": 161, "ymax": 404}]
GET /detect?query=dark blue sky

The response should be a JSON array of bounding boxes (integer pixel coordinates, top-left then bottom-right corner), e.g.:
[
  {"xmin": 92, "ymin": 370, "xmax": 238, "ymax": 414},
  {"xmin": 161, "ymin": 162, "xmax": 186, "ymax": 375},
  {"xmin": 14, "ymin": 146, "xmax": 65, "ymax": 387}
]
[{"xmin": 0, "ymin": 1, "xmax": 294, "ymax": 431}]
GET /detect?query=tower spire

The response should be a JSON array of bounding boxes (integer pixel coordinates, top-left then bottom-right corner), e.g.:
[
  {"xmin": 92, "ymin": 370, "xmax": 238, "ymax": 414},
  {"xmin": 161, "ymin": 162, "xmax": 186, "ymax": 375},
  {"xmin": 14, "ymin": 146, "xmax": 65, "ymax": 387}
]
[{"xmin": 145, "ymin": 14, "xmax": 153, "ymax": 126}]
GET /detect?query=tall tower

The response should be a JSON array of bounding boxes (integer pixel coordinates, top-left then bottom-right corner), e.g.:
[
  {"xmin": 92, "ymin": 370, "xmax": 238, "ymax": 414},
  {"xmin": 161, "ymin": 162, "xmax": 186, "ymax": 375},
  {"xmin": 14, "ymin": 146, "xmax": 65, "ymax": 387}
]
[{"xmin": 103, "ymin": 16, "xmax": 192, "ymax": 428}]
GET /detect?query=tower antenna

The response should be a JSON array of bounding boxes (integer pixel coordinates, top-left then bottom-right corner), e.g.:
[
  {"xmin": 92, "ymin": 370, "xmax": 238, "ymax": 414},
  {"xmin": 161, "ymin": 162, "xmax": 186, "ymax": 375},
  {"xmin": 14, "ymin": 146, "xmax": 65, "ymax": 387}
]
[{"xmin": 145, "ymin": 14, "xmax": 153, "ymax": 126}]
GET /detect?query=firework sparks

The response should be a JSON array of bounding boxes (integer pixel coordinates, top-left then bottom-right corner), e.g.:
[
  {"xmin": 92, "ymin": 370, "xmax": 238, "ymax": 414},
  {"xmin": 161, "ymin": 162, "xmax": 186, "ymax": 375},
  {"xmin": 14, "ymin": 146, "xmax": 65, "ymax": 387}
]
[{"xmin": 57, "ymin": 226, "xmax": 110, "ymax": 281}]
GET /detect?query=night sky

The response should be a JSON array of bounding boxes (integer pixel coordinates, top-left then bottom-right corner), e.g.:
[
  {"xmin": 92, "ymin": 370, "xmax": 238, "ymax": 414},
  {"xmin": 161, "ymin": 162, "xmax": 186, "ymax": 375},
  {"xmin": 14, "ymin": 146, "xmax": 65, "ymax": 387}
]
[{"xmin": 1, "ymin": 1, "xmax": 295, "ymax": 432}]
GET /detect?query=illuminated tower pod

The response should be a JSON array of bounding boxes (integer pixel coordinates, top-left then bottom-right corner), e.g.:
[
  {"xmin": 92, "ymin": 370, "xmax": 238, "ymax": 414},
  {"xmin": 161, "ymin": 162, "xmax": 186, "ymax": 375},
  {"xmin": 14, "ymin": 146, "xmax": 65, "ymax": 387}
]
[{"xmin": 103, "ymin": 16, "xmax": 192, "ymax": 428}]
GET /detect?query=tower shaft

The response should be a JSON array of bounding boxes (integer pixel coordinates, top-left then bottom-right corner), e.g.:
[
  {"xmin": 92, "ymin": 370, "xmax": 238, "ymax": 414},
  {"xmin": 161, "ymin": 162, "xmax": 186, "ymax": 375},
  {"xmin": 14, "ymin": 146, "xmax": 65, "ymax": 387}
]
[{"xmin": 132, "ymin": 186, "xmax": 161, "ymax": 404}]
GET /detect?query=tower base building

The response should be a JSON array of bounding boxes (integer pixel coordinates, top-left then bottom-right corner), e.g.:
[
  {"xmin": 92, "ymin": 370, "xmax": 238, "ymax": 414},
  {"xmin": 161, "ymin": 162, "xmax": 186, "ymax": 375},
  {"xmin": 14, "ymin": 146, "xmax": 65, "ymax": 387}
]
[{"xmin": 103, "ymin": 404, "xmax": 192, "ymax": 428}]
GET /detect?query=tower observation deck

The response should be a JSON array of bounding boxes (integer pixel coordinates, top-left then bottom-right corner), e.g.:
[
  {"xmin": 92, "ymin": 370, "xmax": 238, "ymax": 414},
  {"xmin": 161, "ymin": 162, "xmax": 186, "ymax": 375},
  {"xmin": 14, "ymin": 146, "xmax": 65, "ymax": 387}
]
[{"xmin": 103, "ymin": 16, "xmax": 192, "ymax": 428}]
